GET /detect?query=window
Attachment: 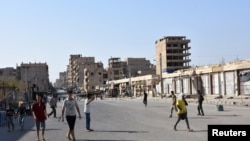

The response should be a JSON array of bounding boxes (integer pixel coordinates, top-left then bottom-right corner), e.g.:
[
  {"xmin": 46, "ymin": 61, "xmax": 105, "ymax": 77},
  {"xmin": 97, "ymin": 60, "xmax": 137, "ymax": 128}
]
[
  {"xmin": 114, "ymin": 70, "xmax": 119, "ymax": 75},
  {"xmin": 103, "ymin": 74, "xmax": 108, "ymax": 78}
]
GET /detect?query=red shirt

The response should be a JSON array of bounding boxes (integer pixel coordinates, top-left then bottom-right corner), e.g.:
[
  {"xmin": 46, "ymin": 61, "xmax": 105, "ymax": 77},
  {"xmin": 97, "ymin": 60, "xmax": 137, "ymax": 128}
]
[{"xmin": 32, "ymin": 101, "xmax": 46, "ymax": 121}]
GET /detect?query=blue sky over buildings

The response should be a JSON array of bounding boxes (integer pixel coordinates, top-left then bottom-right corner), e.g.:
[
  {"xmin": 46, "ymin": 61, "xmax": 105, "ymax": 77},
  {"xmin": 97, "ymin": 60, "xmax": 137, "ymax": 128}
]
[{"xmin": 0, "ymin": 0, "xmax": 250, "ymax": 83}]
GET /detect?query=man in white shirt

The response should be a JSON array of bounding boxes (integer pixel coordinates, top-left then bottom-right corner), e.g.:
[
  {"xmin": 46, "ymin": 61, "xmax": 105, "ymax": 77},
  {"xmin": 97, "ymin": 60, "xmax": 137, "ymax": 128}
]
[{"xmin": 84, "ymin": 93, "xmax": 95, "ymax": 132}]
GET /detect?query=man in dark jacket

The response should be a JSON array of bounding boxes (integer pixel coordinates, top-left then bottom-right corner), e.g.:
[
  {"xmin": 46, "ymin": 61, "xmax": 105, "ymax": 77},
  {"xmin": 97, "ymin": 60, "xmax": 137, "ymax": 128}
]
[
  {"xmin": 143, "ymin": 91, "xmax": 148, "ymax": 107},
  {"xmin": 197, "ymin": 90, "xmax": 205, "ymax": 116},
  {"xmin": 48, "ymin": 95, "xmax": 57, "ymax": 118}
]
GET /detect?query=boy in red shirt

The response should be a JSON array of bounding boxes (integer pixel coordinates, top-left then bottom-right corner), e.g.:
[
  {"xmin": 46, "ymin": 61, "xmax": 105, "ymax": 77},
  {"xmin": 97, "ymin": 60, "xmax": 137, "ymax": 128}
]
[{"xmin": 32, "ymin": 94, "xmax": 47, "ymax": 141}]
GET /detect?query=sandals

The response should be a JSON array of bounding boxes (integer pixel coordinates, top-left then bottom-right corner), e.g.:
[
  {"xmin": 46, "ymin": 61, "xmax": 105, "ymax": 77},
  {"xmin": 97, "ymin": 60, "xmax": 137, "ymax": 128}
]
[
  {"xmin": 36, "ymin": 138, "xmax": 46, "ymax": 141},
  {"xmin": 66, "ymin": 136, "xmax": 72, "ymax": 140}
]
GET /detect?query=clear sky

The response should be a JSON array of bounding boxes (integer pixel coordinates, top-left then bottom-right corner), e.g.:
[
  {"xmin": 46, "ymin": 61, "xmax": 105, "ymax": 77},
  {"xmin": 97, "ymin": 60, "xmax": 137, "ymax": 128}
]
[{"xmin": 1, "ymin": 0, "xmax": 250, "ymax": 83}]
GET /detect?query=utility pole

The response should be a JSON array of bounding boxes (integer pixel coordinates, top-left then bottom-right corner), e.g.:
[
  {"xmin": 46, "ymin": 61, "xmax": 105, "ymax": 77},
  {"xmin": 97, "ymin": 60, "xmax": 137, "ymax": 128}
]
[
  {"xmin": 160, "ymin": 53, "xmax": 164, "ymax": 99},
  {"xmin": 2, "ymin": 81, "xmax": 5, "ymax": 97},
  {"xmin": 25, "ymin": 68, "xmax": 28, "ymax": 95},
  {"xmin": 23, "ymin": 66, "xmax": 30, "ymax": 101},
  {"xmin": 129, "ymin": 67, "xmax": 132, "ymax": 97}
]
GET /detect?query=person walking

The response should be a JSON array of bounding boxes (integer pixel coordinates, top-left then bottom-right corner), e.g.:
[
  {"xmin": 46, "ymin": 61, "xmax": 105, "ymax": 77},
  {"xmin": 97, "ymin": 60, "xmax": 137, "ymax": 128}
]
[
  {"xmin": 169, "ymin": 90, "xmax": 177, "ymax": 118},
  {"xmin": 32, "ymin": 94, "xmax": 47, "ymax": 141},
  {"xmin": 48, "ymin": 95, "xmax": 57, "ymax": 118},
  {"xmin": 62, "ymin": 89, "xmax": 82, "ymax": 141},
  {"xmin": 143, "ymin": 91, "xmax": 148, "ymax": 107},
  {"xmin": 16, "ymin": 101, "xmax": 27, "ymax": 130},
  {"xmin": 173, "ymin": 93, "xmax": 193, "ymax": 132},
  {"xmin": 5, "ymin": 103, "xmax": 15, "ymax": 132},
  {"xmin": 197, "ymin": 90, "xmax": 205, "ymax": 116},
  {"xmin": 84, "ymin": 93, "xmax": 95, "ymax": 132}
]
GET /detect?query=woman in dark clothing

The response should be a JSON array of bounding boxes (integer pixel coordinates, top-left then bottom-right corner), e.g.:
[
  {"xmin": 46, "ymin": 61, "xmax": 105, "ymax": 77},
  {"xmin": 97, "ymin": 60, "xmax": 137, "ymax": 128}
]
[{"xmin": 143, "ymin": 91, "xmax": 148, "ymax": 107}]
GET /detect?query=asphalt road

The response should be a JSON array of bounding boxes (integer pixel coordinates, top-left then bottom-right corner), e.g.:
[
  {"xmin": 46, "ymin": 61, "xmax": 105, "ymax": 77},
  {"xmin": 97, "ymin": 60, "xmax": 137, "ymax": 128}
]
[{"xmin": 0, "ymin": 97, "xmax": 250, "ymax": 141}]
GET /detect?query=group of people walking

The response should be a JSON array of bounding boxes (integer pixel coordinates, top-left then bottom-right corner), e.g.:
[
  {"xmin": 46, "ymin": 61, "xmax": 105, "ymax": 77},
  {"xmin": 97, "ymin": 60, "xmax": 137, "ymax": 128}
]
[
  {"xmin": 169, "ymin": 89, "xmax": 205, "ymax": 132},
  {"xmin": 5, "ymin": 89, "xmax": 96, "ymax": 141},
  {"xmin": 5, "ymin": 88, "xmax": 205, "ymax": 140},
  {"xmin": 5, "ymin": 101, "xmax": 27, "ymax": 132},
  {"xmin": 142, "ymin": 88, "xmax": 205, "ymax": 132},
  {"xmin": 32, "ymin": 90, "xmax": 95, "ymax": 141}
]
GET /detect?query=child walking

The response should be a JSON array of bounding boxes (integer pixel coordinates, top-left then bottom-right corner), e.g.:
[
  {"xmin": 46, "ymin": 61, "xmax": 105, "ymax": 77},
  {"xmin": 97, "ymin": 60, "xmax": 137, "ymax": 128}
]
[
  {"xmin": 5, "ymin": 103, "xmax": 15, "ymax": 132},
  {"xmin": 16, "ymin": 101, "xmax": 27, "ymax": 130}
]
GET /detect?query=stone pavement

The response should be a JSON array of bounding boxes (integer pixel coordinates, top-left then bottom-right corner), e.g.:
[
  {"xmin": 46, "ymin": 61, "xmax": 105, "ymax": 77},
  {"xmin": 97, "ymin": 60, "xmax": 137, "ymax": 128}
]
[{"xmin": 0, "ymin": 96, "xmax": 249, "ymax": 141}]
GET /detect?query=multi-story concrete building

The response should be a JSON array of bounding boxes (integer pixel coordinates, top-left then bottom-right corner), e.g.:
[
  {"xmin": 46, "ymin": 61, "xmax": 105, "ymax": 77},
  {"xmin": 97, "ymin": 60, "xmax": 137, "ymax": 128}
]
[
  {"xmin": 54, "ymin": 71, "xmax": 67, "ymax": 89},
  {"xmin": 67, "ymin": 54, "xmax": 82, "ymax": 89},
  {"xmin": 105, "ymin": 57, "xmax": 125, "ymax": 96},
  {"xmin": 104, "ymin": 57, "xmax": 156, "ymax": 97},
  {"xmin": 0, "ymin": 67, "xmax": 17, "ymax": 99},
  {"xmin": 83, "ymin": 62, "xmax": 105, "ymax": 93},
  {"xmin": 66, "ymin": 55, "xmax": 106, "ymax": 93},
  {"xmin": 109, "ymin": 59, "xmax": 250, "ymax": 98},
  {"xmin": 155, "ymin": 36, "xmax": 191, "ymax": 75},
  {"xmin": 124, "ymin": 57, "xmax": 155, "ymax": 77},
  {"xmin": 63, "ymin": 55, "xmax": 157, "ymax": 95},
  {"xmin": 107, "ymin": 57, "xmax": 125, "ymax": 81},
  {"xmin": 0, "ymin": 67, "xmax": 16, "ymax": 77},
  {"xmin": 17, "ymin": 63, "xmax": 49, "ymax": 100},
  {"xmin": 0, "ymin": 62, "xmax": 49, "ymax": 101}
]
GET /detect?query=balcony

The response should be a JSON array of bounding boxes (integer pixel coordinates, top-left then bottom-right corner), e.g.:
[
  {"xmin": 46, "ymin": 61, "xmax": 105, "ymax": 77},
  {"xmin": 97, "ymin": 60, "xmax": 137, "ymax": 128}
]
[
  {"xmin": 166, "ymin": 52, "xmax": 191, "ymax": 56},
  {"xmin": 167, "ymin": 59, "xmax": 191, "ymax": 63}
]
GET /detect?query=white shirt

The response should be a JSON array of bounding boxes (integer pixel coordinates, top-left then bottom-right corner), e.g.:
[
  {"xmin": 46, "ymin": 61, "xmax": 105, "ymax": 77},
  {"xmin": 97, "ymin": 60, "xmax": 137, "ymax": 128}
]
[
  {"xmin": 63, "ymin": 98, "xmax": 78, "ymax": 116},
  {"xmin": 84, "ymin": 98, "xmax": 90, "ymax": 113}
]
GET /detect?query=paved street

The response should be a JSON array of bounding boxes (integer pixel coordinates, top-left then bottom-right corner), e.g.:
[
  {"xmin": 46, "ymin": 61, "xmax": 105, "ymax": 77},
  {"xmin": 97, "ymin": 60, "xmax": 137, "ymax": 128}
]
[{"xmin": 0, "ymin": 97, "xmax": 250, "ymax": 141}]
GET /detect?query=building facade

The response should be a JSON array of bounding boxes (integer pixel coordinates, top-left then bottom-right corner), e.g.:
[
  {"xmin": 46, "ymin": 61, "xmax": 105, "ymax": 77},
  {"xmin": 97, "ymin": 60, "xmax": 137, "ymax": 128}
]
[
  {"xmin": 54, "ymin": 71, "xmax": 67, "ymax": 89},
  {"xmin": 124, "ymin": 57, "xmax": 156, "ymax": 77},
  {"xmin": 60, "ymin": 56, "xmax": 156, "ymax": 96},
  {"xmin": 109, "ymin": 59, "xmax": 250, "ymax": 98},
  {"xmin": 155, "ymin": 36, "xmax": 191, "ymax": 75},
  {"xmin": 18, "ymin": 63, "xmax": 49, "ymax": 100}
]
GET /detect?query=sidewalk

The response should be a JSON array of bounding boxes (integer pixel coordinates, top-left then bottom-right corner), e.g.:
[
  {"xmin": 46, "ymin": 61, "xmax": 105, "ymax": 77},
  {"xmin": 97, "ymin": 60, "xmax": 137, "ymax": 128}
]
[
  {"xmin": 116, "ymin": 95, "xmax": 250, "ymax": 107},
  {"xmin": 0, "ymin": 101, "xmax": 65, "ymax": 141},
  {"xmin": 0, "ymin": 115, "xmax": 37, "ymax": 141}
]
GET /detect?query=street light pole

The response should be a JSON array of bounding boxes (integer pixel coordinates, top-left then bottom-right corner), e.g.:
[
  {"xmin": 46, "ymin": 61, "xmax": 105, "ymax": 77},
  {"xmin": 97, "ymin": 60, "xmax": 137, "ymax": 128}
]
[
  {"xmin": 160, "ymin": 53, "xmax": 164, "ymax": 99},
  {"xmin": 23, "ymin": 66, "xmax": 30, "ymax": 101},
  {"xmin": 35, "ymin": 75, "xmax": 38, "ymax": 95},
  {"xmin": 129, "ymin": 67, "xmax": 132, "ymax": 97},
  {"xmin": 25, "ymin": 68, "xmax": 28, "ymax": 94}
]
